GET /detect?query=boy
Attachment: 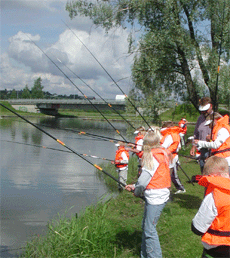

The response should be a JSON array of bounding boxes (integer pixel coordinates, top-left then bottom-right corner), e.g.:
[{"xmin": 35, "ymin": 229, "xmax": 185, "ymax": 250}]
[
  {"xmin": 191, "ymin": 156, "xmax": 230, "ymax": 258},
  {"xmin": 111, "ymin": 141, "xmax": 129, "ymax": 191}
]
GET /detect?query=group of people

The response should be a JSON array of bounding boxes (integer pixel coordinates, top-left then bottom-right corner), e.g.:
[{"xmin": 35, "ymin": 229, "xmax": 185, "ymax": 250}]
[{"xmin": 111, "ymin": 96, "xmax": 230, "ymax": 258}]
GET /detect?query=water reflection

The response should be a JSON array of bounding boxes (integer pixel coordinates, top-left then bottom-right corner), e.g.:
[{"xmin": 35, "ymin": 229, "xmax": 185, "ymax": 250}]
[{"xmin": 0, "ymin": 116, "xmax": 129, "ymax": 257}]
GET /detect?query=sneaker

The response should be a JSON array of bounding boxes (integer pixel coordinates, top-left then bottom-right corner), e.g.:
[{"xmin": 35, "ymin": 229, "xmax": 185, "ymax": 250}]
[{"xmin": 174, "ymin": 189, "xmax": 186, "ymax": 194}]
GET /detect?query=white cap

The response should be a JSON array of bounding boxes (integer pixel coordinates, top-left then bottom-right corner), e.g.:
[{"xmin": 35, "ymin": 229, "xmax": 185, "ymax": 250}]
[
  {"xmin": 134, "ymin": 130, "xmax": 139, "ymax": 134},
  {"xmin": 199, "ymin": 103, "xmax": 211, "ymax": 111},
  {"xmin": 205, "ymin": 119, "xmax": 212, "ymax": 126},
  {"xmin": 115, "ymin": 143, "xmax": 120, "ymax": 147}
]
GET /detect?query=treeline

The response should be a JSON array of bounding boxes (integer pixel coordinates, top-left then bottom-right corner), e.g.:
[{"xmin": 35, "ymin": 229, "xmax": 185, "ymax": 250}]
[{"xmin": 0, "ymin": 77, "xmax": 94, "ymax": 100}]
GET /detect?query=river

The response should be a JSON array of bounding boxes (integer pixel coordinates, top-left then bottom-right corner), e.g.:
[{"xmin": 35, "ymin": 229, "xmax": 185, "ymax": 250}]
[{"xmin": 0, "ymin": 116, "xmax": 129, "ymax": 257}]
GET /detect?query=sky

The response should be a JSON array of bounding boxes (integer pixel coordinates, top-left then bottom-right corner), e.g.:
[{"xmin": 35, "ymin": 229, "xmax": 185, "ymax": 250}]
[{"xmin": 1, "ymin": 0, "xmax": 135, "ymax": 99}]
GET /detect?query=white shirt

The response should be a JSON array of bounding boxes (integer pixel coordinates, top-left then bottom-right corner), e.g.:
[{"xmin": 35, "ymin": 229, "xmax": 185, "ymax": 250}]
[
  {"xmin": 118, "ymin": 151, "xmax": 129, "ymax": 171},
  {"xmin": 161, "ymin": 135, "xmax": 181, "ymax": 168},
  {"xmin": 136, "ymin": 139, "xmax": 143, "ymax": 151},
  {"xmin": 192, "ymin": 193, "xmax": 218, "ymax": 250},
  {"xmin": 197, "ymin": 128, "xmax": 230, "ymax": 166}
]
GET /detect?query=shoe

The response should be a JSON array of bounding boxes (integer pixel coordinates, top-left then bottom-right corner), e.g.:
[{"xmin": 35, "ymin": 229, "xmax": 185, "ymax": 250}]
[{"xmin": 174, "ymin": 189, "xmax": 186, "ymax": 194}]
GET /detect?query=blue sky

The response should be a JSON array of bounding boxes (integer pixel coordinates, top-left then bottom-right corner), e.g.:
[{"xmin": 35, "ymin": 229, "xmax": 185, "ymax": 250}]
[{"xmin": 1, "ymin": 0, "xmax": 134, "ymax": 98}]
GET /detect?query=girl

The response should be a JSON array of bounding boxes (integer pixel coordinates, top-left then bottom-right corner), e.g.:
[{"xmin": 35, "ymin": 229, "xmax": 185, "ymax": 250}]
[{"xmin": 125, "ymin": 128, "xmax": 171, "ymax": 258}]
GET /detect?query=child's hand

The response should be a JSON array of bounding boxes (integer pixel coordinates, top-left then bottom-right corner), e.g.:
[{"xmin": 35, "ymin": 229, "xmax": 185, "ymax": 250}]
[{"xmin": 125, "ymin": 184, "xmax": 135, "ymax": 192}]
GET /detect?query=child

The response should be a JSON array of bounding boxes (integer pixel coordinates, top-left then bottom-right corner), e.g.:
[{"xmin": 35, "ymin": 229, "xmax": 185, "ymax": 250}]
[
  {"xmin": 160, "ymin": 121, "xmax": 186, "ymax": 194},
  {"xmin": 125, "ymin": 128, "xmax": 171, "ymax": 258},
  {"xmin": 126, "ymin": 126, "xmax": 146, "ymax": 176},
  {"xmin": 178, "ymin": 117, "xmax": 187, "ymax": 149},
  {"xmin": 191, "ymin": 156, "xmax": 230, "ymax": 258},
  {"xmin": 111, "ymin": 141, "xmax": 129, "ymax": 191}
]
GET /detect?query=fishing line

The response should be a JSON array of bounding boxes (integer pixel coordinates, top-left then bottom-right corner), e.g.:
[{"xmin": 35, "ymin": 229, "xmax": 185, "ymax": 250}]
[
  {"xmin": 62, "ymin": 20, "xmax": 152, "ymax": 129},
  {"xmin": 57, "ymin": 58, "xmax": 136, "ymax": 130},
  {"xmin": 1, "ymin": 103, "xmax": 126, "ymax": 187},
  {"xmin": 26, "ymin": 35, "xmax": 128, "ymax": 142}
]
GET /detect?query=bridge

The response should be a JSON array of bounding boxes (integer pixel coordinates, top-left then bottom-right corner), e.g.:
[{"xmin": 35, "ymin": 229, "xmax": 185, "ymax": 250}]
[{"xmin": 6, "ymin": 99, "xmax": 126, "ymax": 116}]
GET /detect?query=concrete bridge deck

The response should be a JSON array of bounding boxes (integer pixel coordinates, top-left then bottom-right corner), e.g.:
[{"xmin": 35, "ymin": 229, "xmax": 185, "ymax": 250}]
[{"xmin": 6, "ymin": 99, "xmax": 126, "ymax": 115}]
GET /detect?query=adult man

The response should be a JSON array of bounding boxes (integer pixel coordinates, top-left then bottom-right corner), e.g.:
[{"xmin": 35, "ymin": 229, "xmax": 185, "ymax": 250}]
[
  {"xmin": 190, "ymin": 97, "xmax": 213, "ymax": 173},
  {"xmin": 194, "ymin": 113, "xmax": 230, "ymax": 174}
]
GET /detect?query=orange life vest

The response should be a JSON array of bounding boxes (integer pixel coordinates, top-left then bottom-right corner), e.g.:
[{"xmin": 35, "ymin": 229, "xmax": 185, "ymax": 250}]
[
  {"xmin": 115, "ymin": 146, "xmax": 129, "ymax": 168},
  {"xmin": 146, "ymin": 148, "xmax": 171, "ymax": 190},
  {"xmin": 199, "ymin": 176, "xmax": 230, "ymax": 246},
  {"xmin": 211, "ymin": 115, "xmax": 230, "ymax": 158},
  {"xmin": 178, "ymin": 119, "xmax": 187, "ymax": 134},
  {"xmin": 160, "ymin": 126, "xmax": 182, "ymax": 158}
]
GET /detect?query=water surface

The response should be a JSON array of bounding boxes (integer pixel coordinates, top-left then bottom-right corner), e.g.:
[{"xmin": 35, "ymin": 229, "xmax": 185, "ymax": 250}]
[{"xmin": 0, "ymin": 116, "xmax": 128, "ymax": 257}]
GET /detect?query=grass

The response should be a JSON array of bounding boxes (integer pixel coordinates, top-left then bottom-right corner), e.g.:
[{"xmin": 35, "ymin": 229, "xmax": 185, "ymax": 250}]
[{"xmin": 20, "ymin": 143, "xmax": 205, "ymax": 258}]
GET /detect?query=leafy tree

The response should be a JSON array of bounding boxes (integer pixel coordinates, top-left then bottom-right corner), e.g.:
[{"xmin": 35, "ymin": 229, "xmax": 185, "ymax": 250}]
[
  {"xmin": 10, "ymin": 89, "xmax": 17, "ymax": 99},
  {"xmin": 218, "ymin": 64, "xmax": 230, "ymax": 109},
  {"xmin": 31, "ymin": 77, "xmax": 44, "ymax": 99},
  {"xmin": 22, "ymin": 84, "xmax": 31, "ymax": 99},
  {"xmin": 66, "ymin": 0, "xmax": 230, "ymax": 111}
]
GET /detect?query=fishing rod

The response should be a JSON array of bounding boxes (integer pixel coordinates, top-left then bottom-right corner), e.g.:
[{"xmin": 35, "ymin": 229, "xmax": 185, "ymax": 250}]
[
  {"xmin": 0, "ymin": 103, "xmax": 126, "ymax": 187},
  {"xmin": 26, "ymin": 35, "xmax": 128, "ymax": 143},
  {"xmin": 210, "ymin": 1, "xmax": 226, "ymax": 146},
  {"xmin": 2, "ymin": 140, "xmax": 113, "ymax": 162},
  {"xmin": 57, "ymin": 58, "xmax": 136, "ymax": 130},
  {"xmin": 62, "ymin": 20, "xmax": 152, "ymax": 129},
  {"xmin": 37, "ymin": 122, "xmax": 129, "ymax": 143},
  {"xmin": 176, "ymin": 161, "xmax": 194, "ymax": 186},
  {"xmin": 213, "ymin": 0, "xmax": 226, "ymax": 113}
]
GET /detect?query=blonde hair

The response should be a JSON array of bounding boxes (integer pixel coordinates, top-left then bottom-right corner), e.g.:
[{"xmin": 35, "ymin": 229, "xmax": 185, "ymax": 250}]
[
  {"xmin": 203, "ymin": 156, "xmax": 229, "ymax": 177},
  {"xmin": 137, "ymin": 126, "xmax": 146, "ymax": 136},
  {"xmin": 141, "ymin": 128, "xmax": 162, "ymax": 170}
]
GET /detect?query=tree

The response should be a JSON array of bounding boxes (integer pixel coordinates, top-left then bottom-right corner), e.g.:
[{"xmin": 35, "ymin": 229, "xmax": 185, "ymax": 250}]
[
  {"xmin": 218, "ymin": 64, "xmax": 230, "ymax": 110},
  {"xmin": 22, "ymin": 84, "xmax": 31, "ymax": 99},
  {"xmin": 10, "ymin": 89, "xmax": 17, "ymax": 99},
  {"xmin": 31, "ymin": 77, "xmax": 44, "ymax": 99},
  {"xmin": 66, "ymin": 0, "xmax": 230, "ymax": 111}
]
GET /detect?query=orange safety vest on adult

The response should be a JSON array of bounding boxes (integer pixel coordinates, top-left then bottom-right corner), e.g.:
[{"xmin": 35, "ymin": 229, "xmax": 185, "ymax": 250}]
[
  {"xmin": 199, "ymin": 176, "xmax": 230, "ymax": 246},
  {"xmin": 160, "ymin": 126, "xmax": 182, "ymax": 158},
  {"xmin": 178, "ymin": 119, "xmax": 187, "ymax": 134},
  {"xmin": 211, "ymin": 115, "xmax": 230, "ymax": 158},
  {"xmin": 146, "ymin": 148, "xmax": 171, "ymax": 190},
  {"xmin": 115, "ymin": 146, "xmax": 129, "ymax": 168}
]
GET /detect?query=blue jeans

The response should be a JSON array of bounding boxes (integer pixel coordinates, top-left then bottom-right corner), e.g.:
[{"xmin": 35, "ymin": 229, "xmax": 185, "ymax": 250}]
[{"xmin": 141, "ymin": 201, "xmax": 166, "ymax": 258}]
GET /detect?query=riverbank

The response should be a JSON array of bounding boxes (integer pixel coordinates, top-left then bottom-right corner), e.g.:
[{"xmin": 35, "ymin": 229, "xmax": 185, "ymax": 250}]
[{"xmin": 20, "ymin": 154, "xmax": 204, "ymax": 258}]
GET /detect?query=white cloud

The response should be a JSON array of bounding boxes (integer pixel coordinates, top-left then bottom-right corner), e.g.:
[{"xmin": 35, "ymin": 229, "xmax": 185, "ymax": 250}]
[{"xmin": 1, "ymin": 26, "xmax": 133, "ymax": 98}]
